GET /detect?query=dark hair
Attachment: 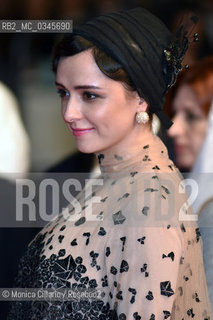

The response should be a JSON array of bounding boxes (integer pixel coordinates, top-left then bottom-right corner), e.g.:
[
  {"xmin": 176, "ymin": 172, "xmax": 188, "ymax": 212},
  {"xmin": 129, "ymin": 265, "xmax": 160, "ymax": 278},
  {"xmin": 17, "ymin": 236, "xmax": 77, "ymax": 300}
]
[
  {"xmin": 52, "ymin": 34, "xmax": 137, "ymax": 93},
  {"xmin": 165, "ymin": 56, "xmax": 213, "ymax": 117}
]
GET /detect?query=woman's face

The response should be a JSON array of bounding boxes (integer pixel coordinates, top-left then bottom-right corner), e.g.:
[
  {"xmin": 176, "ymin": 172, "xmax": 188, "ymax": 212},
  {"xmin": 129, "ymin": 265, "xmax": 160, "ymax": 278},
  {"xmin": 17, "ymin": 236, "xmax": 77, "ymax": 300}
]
[
  {"xmin": 168, "ymin": 84, "xmax": 208, "ymax": 170},
  {"xmin": 55, "ymin": 50, "xmax": 142, "ymax": 154}
]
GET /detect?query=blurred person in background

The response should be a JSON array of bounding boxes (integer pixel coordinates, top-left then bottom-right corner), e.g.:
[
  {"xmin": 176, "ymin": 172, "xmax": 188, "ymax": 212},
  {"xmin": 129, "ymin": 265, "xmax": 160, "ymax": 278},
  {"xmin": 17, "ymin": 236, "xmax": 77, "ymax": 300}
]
[
  {"xmin": 165, "ymin": 56, "xmax": 213, "ymax": 310},
  {"xmin": 0, "ymin": 81, "xmax": 30, "ymax": 178},
  {"xmin": 166, "ymin": 56, "xmax": 213, "ymax": 171},
  {"xmin": 0, "ymin": 82, "xmax": 34, "ymax": 319}
]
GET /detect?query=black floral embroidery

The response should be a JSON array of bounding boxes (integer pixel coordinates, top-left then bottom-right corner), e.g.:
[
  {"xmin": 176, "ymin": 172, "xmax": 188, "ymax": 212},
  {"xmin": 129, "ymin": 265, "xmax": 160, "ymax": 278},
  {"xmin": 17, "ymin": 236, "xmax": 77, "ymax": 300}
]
[
  {"xmin": 106, "ymin": 247, "xmax": 111, "ymax": 257},
  {"xmin": 144, "ymin": 187, "xmax": 158, "ymax": 192},
  {"xmin": 110, "ymin": 266, "xmax": 117, "ymax": 275},
  {"xmin": 146, "ymin": 290, "xmax": 154, "ymax": 301},
  {"xmin": 130, "ymin": 171, "xmax": 138, "ymax": 177},
  {"xmin": 195, "ymin": 228, "xmax": 201, "ymax": 242},
  {"xmin": 118, "ymin": 193, "xmax": 130, "ymax": 201},
  {"xmin": 128, "ymin": 288, "xmax": 137, "ymax": 304},
  {"xmin": 142, "ymin": 155, "xmax": 151, "ymax": 161},
  {"xmin": 160, "ymin": 281, "xmax": 174, "ymax": 297},
  {"xmin": 152, "ymin": 175, "xmax": 159, "ymax": 180},
  {"xmin": 114, "ymin": 154, "xmax": 123, "ymax": 161},
  {"xmin": 162, "ymin": 252, "xmax": 175, "ymax": 261},
  {"xmin": 133, "ymin": 311, "xmax": 142, "ymax": 319},
  {"xmin": 98, "ymin": 227, "xmax": 107, "ymax": 236},
  {"xmin": 180, "ymin": 223, "xmax": 186, "ymax": 232},
  {"xmin": 48, "ymin": 223, "xmax": 58, "ymax": 234},
  {"xmin": 101, "ymin": 196, "xmax": 108, "ymax": 202},
  {"xmin": 8, "ymin": 234, "xmax": 119, "ymax": 320},
  {"xmin": 120, "ymin": 237, "xmax": 126, "ymax": 251},
  {"xmin": 178, "ymin": 286, "xmax": 183, "ymax": 296},
  {"xmin": 180, "ymin": 256, "xmax": 184, "ymax": 264},
  {"xmin": 70, "ymin": 238, "xmax": 78, "ymax": 246},
  {"xmin": 187, "ymin": 308, "xmax": 195, "ymax": 317},
  {"xmin": 161, "ymin": 185, "xmax": 170, "ymax": 194},
  {"xmin": 137, "ymin": 236, "xmax": 146, "ymax": 244},
  {"xmin": 112, "ymin": 211, "xmax": 126, "ymax": 225},
  {"xmin": 89, "ymin": 252, "xmax": 100, "ymax": 272},
  {"xmin": 163, "ymin": 310, "xmax": 171, "ymax": 319},
  {"xmin": 58, "ymin": 249, "xmax": 66, "ymax": 257},
  {"xmin": 46, "ymin": 235, "xmax": 54, "ymax": 245},
  {"xmin": 184, "ymin": 275, "xmax": 189, "ymax": 281},
  {"xmin": 141, "ymin": 263, "xmax": 149, "ymax": 277},
  {"xmin": 152, "ymin": 165, "xmax": 160, "ymax": 170},
  {"xmin": 111, "ymin": 179, "xmax": 117, "ymax": 185},
  {"xmin": 101, "ymin": 275, "xmax": 108, "ymax": 287},
  {"xmin": 120, "ymin": 260, "xmax": 129, "ymax": 273},
  {"xmin": 83, "ymin": 232, "xmax": 91, "ymax": 246},
  {"xmin": 59, "ymin": 225, "xmax": 66, "ymax": 231},
  {"xmin": 192, "ymin": 292, "xmax": 200, "ymax": 302},
  {"xmin": 116, "ymin": 291, "xmax": 123, "ymax": 300},
  {"xmin": 142, "ymin": 206, "xmax": 149, "ymax": 216},
  {"xmin": 58, "ymin": 235, "xmax": 64, "ymax": 243},
  {"xmin": 98, "ymin": 153, "xmax": 104, "ymax": 164},
  {"xmin": 75, "ymin": 217, "xmax": 86, "ymax": 227},
  {"xmin": 97, "ymin": 211, "xmax": 104, "ymax": 220}
]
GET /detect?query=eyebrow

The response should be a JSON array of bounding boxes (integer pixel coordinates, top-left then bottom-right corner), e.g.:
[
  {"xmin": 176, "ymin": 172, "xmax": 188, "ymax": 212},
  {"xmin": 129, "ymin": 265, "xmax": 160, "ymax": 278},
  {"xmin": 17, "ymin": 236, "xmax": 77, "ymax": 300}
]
[{"xmin": 55, "ymin": 82, "xmax": 103, "ymax": 90}]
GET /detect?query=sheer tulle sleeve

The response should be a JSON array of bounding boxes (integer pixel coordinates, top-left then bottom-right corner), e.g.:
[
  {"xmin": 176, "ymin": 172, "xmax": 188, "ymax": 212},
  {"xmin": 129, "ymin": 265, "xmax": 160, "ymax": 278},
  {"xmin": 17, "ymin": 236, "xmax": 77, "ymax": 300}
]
[{"xmin": 104, "ymin": 225, "xmax": 182, "ymax": 319}]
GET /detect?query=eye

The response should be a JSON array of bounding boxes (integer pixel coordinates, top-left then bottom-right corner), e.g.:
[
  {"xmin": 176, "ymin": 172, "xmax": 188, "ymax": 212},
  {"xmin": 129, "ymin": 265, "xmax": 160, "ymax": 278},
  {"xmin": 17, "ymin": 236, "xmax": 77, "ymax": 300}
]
[
  {"xmin": 83, "ymin": 91, "xmax": 99, "ymax": 101},
  {"xmin": 185, "ymin": 112, "xmax": 201, "ymax": 122},
  {"xmin": 57, "ymin": 88, "xmax": 70, "ymax": 98}
]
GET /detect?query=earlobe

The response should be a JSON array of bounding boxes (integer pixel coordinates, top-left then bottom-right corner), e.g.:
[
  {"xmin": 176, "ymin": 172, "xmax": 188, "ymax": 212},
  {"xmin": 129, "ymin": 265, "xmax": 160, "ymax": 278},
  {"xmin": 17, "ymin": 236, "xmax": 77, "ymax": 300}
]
[{"xmin": 135, "ymin": 95, "xmax": 149, "ymax": 124}]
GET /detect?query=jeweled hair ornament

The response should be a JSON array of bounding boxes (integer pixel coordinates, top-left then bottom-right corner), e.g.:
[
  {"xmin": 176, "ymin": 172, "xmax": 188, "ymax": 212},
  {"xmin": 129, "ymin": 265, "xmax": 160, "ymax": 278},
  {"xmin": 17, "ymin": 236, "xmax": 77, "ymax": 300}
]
[
  {"xmin": 162, "ymin": 13, "xmax": 199, "ymax": 90},
  {"xmin": 72, "ymin": 7, "xmax": 199, "ymax": 129}
]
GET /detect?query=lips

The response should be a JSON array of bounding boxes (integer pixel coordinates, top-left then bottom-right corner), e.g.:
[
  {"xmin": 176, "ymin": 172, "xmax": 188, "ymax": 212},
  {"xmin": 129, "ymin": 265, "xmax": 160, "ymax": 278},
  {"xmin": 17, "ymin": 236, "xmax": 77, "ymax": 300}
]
[
  {"xmin": 174, "ymin": 144, "xmax": 186, "ymax": 153},
  {"xmin": 71, "ymin": 128, "xmax": 94, "ymax": 136}
]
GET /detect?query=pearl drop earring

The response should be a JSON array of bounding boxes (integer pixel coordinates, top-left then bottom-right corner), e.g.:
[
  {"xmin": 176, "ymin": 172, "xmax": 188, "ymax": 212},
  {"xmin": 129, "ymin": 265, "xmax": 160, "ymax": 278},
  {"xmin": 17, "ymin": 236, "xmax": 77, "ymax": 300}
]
[{"xmin": 136, "ymin": 111, "xmax": 149, "ymax": 124}]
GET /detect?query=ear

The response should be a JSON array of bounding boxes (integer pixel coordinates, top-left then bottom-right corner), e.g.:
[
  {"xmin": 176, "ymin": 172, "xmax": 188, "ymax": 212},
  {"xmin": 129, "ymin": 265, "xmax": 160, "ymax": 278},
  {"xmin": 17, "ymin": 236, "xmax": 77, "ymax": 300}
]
[{"xmin": 136, "ymin": 94, "xmax": 148, "ymax": 113}]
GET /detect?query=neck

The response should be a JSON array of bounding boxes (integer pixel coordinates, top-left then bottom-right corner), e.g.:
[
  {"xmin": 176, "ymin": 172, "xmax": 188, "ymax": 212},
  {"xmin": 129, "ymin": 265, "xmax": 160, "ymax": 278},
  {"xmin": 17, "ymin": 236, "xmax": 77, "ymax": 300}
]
[{"xmin": 95, "ymin": 126, "xmax": 167, "ymax": 174}]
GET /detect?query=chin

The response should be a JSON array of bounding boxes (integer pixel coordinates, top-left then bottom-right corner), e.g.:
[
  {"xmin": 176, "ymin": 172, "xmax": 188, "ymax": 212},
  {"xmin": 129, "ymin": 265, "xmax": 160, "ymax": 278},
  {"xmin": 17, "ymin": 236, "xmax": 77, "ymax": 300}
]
[
  {"xmin": 76, "ymin": 144, "xmax": 96, "ymax": 154},
  {"xmin": 176, "ymin": 160, "xmax": 192, "ymax": 172}
]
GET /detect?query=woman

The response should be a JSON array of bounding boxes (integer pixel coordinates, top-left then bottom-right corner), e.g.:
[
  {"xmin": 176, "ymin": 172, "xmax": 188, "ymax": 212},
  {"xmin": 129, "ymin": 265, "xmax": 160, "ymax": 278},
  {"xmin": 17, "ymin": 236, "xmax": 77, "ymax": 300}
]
[
  {"xmin": 193, "ymin": 100, "xmax": 213, "ymax": 310},
  {"xmin": 166, "ymin": 56, "xmax": 213, "ymax": 171},
  {"xmin": 166, "ymin": 56, "xmax": 213, "ymax": 311},
  {"xmin": 8, "ymin": 7, "xmax": 212, "ymax": 320}
]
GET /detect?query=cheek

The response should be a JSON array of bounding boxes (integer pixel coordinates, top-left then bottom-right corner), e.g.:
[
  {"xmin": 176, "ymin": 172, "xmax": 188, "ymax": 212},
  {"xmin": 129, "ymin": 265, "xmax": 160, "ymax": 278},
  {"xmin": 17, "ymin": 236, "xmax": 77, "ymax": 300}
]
[
  {"xmin": 89, "ymin": 101, "xmax": 129, "ymax": 129},
  {"xmin": 188, "ymin": 121, "xmax": 207, "ymax": 153},
  {"xmin": 61, "ymin": 101, "xmax": 67, "ymax": 118}
]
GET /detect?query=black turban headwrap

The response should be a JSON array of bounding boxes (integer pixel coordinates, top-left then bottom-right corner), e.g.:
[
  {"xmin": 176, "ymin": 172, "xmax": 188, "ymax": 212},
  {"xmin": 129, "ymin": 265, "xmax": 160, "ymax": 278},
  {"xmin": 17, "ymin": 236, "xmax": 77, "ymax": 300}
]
[
  {"xmin": 73, "ymin": 7, "xmax": 173, "ymax": 128},
  {"xmin": 72, "ymin": 7, "xmax": 198, "ymax": 129}
]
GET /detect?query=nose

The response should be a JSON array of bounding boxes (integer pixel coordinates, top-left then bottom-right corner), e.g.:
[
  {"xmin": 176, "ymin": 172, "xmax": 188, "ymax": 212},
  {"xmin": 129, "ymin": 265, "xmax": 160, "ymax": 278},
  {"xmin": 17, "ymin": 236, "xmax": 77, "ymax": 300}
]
[
  {"xmin": 168, "ymin": 113, "xmax": 186, "ymax": 138},
  {"xmin": 62, "ymin": 97, "xmax": 83, "ymax": 123}
]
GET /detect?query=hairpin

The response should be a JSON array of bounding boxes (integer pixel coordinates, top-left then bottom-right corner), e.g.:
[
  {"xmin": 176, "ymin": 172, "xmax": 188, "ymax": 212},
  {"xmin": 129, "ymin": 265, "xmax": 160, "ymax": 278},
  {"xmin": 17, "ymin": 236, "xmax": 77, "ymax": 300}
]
[{"xmin": 162, "ymin": 13, "xmax": 199, "ymax": 91}]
